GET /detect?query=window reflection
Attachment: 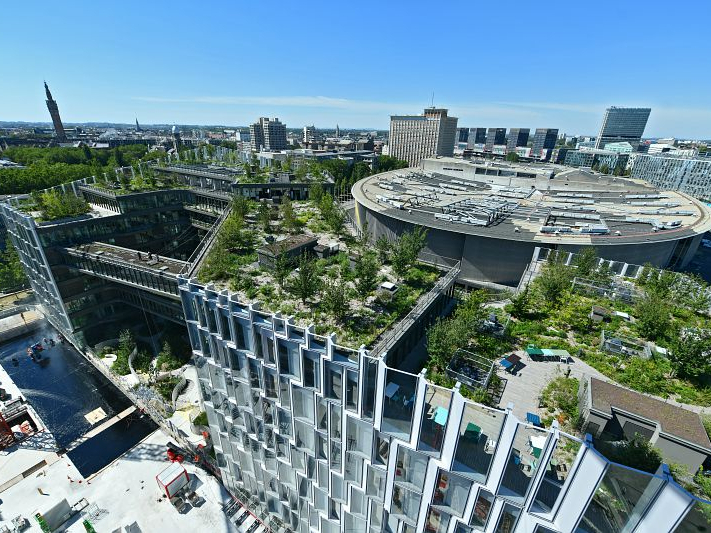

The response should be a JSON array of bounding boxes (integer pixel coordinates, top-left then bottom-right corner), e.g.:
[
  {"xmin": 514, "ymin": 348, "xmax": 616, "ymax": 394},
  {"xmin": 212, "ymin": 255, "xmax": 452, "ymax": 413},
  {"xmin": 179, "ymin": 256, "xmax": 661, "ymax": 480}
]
[
  {"xmin": 576, "ymin": 463, "xmax": 665, "ymax": 533},
  {"xmin": 499, "ymin": 424, "xmax": 549, "ymax": 504},
  {"xmin": 675, "ymin": 499, "xmax": 711, "ymax": 533},
  {"xmin": 532, "ymin": 434, "xmax": 582, "ymax": 514},
  {"xmin": 419, "ymin": 385, "xmax": 453, "ymax": 454},
  {"xmin": 470, "ymin": 489, "xmax": 494, "ymax": 531},
  {"xmin": 381, "ymin": 369, "xmax": 418, "ymax": 440},
  {"xmin": 494, "ymin": 503, "xmax": 521, "ymax": 533},
  {"xmin": 432, "ymin": 470, "xmax": 471, "ymax": 517},
  {"xmin": 452, "ymin": 402, "xmax": 506, "ymax": 482},
  {"xmin": 425, "ymin": 506, "xmax": 451, "ymax": 533}
]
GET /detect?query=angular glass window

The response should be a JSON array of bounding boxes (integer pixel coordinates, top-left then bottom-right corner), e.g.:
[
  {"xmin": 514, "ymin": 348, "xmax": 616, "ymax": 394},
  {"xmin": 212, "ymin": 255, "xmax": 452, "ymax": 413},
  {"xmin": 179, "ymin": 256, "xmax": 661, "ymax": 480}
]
[
  {"xmin": 532, "ymin": 433, "xmax": 582, "ymax": 514},
  {"xmin": 374, "ymin": 433, "xmax": 390, "ymax": 466},
  {"xmin": 432, "ymin": 470, "xmax": 471, "ymax": 517},
  {"xmin": 469, "ymin": 489, "xmax": 494, "ymax": 531},
  {"xmin": 366, "ymin": 465, "xmax": 386, "ymax": 501},
  {"xmin": 325, "ymin": 361, "xmax": 343, "ymax": 402},
  {"xmin": 390, "ymin": 484, "xmax": 421, "ymax": 525},
  {"xmin": 381, "ymin": 368, "xmax": 418, "ymax": 440},
  {"xmin": 575, "ymin": 463, "xmax": 665, "ymax": 533},
  {"xmin": 418, "ymin": 385, "xmax": 453, "ymax": 455},
  {"xmin": 346, "ymin": 370, "xmax": 359, "ymax": 411},
  {"xmin": 346, "ymin": 416, "xmax": 373, "ymax": 459},
  {"xmin": 394, "ymin": 446, "xmax": 428, "ymax": 492},
  {"xmin": 425, "ymin": 506, "xmax": 451, "ymax": 533},
  {"xmin": 362, "ymin": 356, "xmax": 378, "ymax": 420},
  {"xmin": 675, "ymin": 499, "xmax": 711, "ymax": 533},
  {"xmin": 499, "ymin": 424, "xmax": 549, "ymax": 504},
  {"xmin": 330, "ymin": 404, "xmax": 341, "ymax": 440},
  {"xmin": 452, "ymin": 402, "xmax": 506, "ymax": 482},
  {"xmin": 303, "ymin": 350, "xmax": 320, "ymax": 389},
  {"xmin": 494, "ymin": 503, "xmax": 521, "ymax": 533}
]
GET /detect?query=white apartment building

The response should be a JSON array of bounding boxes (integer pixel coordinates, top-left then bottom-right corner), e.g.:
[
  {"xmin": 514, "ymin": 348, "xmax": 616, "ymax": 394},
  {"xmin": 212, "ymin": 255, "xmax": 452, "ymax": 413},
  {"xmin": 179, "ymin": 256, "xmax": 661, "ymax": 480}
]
[{"xmin": 388, "ymin": 108, "xmax": 458, "ymax": 167}]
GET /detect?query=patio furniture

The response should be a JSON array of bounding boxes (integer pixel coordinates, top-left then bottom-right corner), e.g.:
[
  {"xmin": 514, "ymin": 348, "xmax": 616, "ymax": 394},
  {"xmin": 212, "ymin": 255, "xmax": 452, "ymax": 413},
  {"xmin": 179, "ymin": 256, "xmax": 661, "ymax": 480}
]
[
  {"xmin": 433, "ymin": 407, "xmax": 448, "ymax": 426},
  {"xmin": 384, "ymin": 382, "xmax": 400, "ymax": 399},
  {"xmin": 499, "ymin": 358, "xmax": 513, "ymax": 371},
  {"xmin": 485, "ymin": 439, "xmax": 497, "ymax": 453},
  {"xmin": 526, "ymin": 412, "xmax": 542, "ymax": 427},
  {"xmin": 464, "ymin": 422, "xmax": 481, "ymax": 442}
]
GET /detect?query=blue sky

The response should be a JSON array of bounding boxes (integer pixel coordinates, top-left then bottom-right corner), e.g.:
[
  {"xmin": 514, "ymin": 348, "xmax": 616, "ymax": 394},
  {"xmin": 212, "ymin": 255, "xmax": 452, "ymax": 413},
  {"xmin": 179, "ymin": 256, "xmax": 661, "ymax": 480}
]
[{"xmin": 2, "ymin": 1, "xmax": 711, "ymax": 137}]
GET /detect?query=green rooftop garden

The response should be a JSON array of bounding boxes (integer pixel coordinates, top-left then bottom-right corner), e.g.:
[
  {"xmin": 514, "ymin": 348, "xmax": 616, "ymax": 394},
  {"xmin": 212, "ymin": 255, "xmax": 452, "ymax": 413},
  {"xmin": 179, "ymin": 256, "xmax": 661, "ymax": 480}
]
[
  {"xmin": 424, "ymin": 246, "xmax": 711, "ymax": 411},
  {"xmin": 197, "ymin": 186, "xmax": 442, "ymax": 348}
]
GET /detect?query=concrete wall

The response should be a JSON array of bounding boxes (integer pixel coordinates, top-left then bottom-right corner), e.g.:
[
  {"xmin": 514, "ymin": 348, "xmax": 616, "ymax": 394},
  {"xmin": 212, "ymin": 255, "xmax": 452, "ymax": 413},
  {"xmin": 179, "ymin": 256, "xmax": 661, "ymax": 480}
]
[
  {"xmin": 655, "ymin": 435, "xmax": 708, "ymax": 472},
  {"xmin": 356, "ymin": 199, "xmax": 703, "ymax": 287}
]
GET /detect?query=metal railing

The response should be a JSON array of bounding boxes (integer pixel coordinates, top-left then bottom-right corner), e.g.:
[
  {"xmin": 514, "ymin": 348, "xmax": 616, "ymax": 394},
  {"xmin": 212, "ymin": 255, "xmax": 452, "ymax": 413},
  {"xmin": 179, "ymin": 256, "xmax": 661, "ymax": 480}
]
[{"xmin": 183, "ymin": 205, "xmax": 232, "ymax": 277}]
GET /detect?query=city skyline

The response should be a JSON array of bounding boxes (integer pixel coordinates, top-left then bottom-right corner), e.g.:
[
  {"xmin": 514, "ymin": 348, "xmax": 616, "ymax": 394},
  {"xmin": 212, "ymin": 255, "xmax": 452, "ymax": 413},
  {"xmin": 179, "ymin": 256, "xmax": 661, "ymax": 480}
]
[{"xmin": 2, "ymin": 1, "xmax": 711, "ymax": 137}]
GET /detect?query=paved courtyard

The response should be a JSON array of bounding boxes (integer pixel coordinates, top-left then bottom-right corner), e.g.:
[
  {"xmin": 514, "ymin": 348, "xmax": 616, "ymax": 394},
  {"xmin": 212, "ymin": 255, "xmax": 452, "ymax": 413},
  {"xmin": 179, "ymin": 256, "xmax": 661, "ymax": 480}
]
[{"xmin": 496, "ymin": 349, "xmax": 711, "ymax": 423}]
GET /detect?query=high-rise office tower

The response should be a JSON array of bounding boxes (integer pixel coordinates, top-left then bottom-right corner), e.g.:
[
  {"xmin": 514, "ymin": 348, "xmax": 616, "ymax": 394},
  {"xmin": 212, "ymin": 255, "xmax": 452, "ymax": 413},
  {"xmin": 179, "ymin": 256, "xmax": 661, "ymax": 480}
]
[
  {"xmin": 303, "ymin": 125, "xmax": 317, "ymax": 144},
  {"xmin": 388, "ymin": 108, "xmax": 458, "ymax": 166},
  {"xmin": 532, "ymin": 128, "xmax": 559, "ymax": 159},
  {"xmin": 469, "ymin": 128, "xmax": 487, "ymax": 147},
  {"xmin": 506, "ymin": 128, "xmax": 530, "ymax": 153},
  {"xmin": 594, "ymin": 107, "xmax": 651, "ymax": 150},
  {"xmin": 135, "ymin": 118, "xmax": 141, "ymax": 132},
  {"xmin": 485, "ymin": 128, "xmax": 506, "ymax": 151},
  {"xmin": 456, "ymin": 127, "xmax": 469, "ymax": 145},
  {"xmin": 250, "ymin": 118, "xmax": 288, "ymax": 152},
  {"xmin": 44, "ymin": 82, "xmax": 67, "ymax": 142}
]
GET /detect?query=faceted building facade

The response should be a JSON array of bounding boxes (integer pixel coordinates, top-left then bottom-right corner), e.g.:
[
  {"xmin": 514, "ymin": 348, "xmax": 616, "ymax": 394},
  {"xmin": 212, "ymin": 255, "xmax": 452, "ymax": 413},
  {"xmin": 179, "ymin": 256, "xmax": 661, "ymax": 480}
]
[
  {"xmin": 180, "ymin": 277, "xmax": 711, "ymax": 533},
  {"xmin": 631, "ymin": 153, "xmax": 711, "ymax": 201}
]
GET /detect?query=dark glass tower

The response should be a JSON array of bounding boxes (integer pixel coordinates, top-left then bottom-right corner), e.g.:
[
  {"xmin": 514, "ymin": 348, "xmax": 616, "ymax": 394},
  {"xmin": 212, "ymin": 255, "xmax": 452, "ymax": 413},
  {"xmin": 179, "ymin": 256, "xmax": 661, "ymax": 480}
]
[{"xmin": 44, "ymin": 82, "xmax": 67, "ymax": 142}]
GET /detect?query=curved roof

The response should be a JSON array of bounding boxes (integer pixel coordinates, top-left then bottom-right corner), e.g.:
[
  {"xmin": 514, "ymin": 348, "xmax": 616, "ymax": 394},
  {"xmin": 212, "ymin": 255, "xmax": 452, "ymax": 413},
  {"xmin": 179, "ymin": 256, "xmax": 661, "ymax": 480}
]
[{"xmin": 352, "ymin": 158, "xmax": 711, "ymax": 245}]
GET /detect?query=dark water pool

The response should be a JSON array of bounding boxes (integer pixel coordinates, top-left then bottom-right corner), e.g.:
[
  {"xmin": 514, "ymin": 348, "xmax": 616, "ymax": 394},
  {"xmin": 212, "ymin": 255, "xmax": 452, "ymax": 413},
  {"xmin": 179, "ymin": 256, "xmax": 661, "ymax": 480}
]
[{"xmin": 0, "ymin": 321, "xmax": 156, "ymax": 476}]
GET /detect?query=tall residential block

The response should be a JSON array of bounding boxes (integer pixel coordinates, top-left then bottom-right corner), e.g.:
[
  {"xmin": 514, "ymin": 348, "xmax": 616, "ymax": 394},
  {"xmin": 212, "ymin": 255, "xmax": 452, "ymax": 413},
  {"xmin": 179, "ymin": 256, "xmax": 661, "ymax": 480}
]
[
  {"xmin": 303, "ymin": 125, "xmax": 317, "ymax": 144},
  {"xmin": 388, "ymin": 108, "xmax": 458, "ymax": 166},
  {"xmin": 250, "ymin": 117, "xmax": 287, "ymax": 152},
  {"xmin": 485, "ymin": 128, "xmax": 506, "ymax": 151},
  {"xmin": 594, "ymin": 107, "xmax": 651, "ymax": 150},
  {"xmin": 531, "ymin": 128, "xmax": 559, "ymax": 159},
  {"xmin": 506, "ymin": 128, "xmax": 530, "ymax": 153},
  {"xmin": 44, "ymin": 82, "xmax": 67, "ymax": 143}
]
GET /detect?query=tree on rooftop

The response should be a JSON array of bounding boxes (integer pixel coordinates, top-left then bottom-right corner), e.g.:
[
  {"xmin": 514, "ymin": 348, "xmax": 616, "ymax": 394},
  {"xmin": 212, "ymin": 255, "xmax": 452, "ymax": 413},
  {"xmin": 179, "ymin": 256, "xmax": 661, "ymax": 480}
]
[
  {"xmin": 668, "ymin": 328, "xmax": 711, "ymax": 379},
  {"xmin": 322, "ymin": 278, "xmax": 349, "ymax": 322},
  {"xmin": 391, "ymin": 226, "xmax": 428, "ymax": 279},
  {"xmin": 38, "ymin": 190, "xmax": 91, "ymax": 221},
  {"xmin": 599, "ymin": 164, "xmax": 610, "ymax": 174},
  {"xmin": 273, "ymin": 248, "xmax": 291, "ymax": 292},
  {"xmin": 375, "ymin": 235, "xmax": 390, "ymax": 263},
  {"xmin": 242, "ymin": 161, "xmax": 253, "ymax": 181},
  {"xmin": 231, "ymin": 194, "xmax": 251, "ymax": 220},
  {"xmin": 309, "ymin": 182, "xmax": 324, "ymax": 204},
  {"xmin": 280, "ymin": 196, "xmax": 298, "ymax": 233},
  {"xmin": 376, "ymin": 155, "xmax": 409, "ymax": 172},
  {"xmin": 290, "ymin": 254, "xmax": 321, "ymax": 306},
  {"xmin": 354, "ymin": 252, "xmax": 380, "ymax": 302},
  {"xmin": 534, "ymin": 250, "xmax": 573, "ymax": 307},
  {"xmin": 257, "ymin": 200, "xmax": 271, "ymax": 232},
  {"xmin": 635, "ymin": 294, "xmax": 671, "ymax": 342},
  {"xmin": 572, "ymin": 247, "xmax": 600, "ymax": 277},
  {"xmin": 509, "ymin": 286, "xmax": 531, "ymax": 318},
  {"xmin": 505, "ymin": 152, "xmax": 520, "ymax": 162}
]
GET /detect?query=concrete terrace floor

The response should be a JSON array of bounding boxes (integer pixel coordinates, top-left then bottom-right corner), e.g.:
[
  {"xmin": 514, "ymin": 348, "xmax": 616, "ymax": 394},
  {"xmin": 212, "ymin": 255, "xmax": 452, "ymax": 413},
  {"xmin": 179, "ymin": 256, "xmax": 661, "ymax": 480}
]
[
  {"xmin": 0, "ymin": 430, "xmax": 237, "ymax": 533},
  {"xmin": 496, "ymin": 350, "xmax": 711, "ymax": 423}
]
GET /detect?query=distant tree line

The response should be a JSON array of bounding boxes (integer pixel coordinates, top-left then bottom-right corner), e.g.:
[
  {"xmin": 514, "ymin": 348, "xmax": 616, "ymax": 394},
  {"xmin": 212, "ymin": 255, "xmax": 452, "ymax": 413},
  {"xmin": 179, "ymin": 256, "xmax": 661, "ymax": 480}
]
[{"xmin": 0, "ymin": 144, "xmax": 153, "ymax": 195}]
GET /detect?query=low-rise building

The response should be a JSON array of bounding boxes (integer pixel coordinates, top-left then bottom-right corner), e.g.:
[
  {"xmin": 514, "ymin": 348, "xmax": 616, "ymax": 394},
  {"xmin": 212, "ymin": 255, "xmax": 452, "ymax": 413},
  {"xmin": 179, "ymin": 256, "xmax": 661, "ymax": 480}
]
[{"xmin": 580, "ymin": 377, "xmax": 711, "ymax": 471}]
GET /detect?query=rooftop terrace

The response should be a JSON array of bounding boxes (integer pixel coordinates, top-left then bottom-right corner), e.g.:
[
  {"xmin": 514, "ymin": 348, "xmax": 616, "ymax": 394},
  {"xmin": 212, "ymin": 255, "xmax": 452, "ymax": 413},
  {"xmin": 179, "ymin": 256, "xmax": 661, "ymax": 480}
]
[{"xmin": 353, "ymin": 159, "xmax": 711, "ymax": 245}]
